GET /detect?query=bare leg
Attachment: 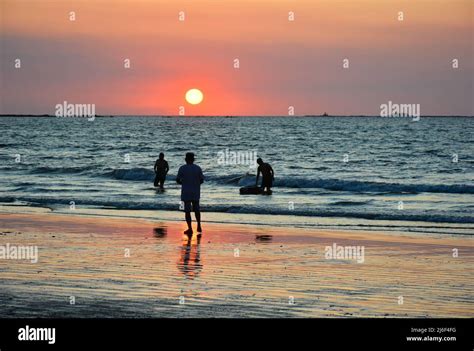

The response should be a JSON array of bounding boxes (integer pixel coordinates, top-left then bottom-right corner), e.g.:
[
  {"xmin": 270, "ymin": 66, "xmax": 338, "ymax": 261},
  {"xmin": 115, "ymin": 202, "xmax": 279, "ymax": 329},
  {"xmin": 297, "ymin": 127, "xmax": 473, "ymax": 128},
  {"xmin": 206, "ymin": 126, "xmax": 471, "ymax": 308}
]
[
  {"xmin": 184, "ymin": 211, "xmax": 193, "ymax": 235},
  {"xmin": 195, "ymin": 210, "xmax": 202, "ymax": 232}
]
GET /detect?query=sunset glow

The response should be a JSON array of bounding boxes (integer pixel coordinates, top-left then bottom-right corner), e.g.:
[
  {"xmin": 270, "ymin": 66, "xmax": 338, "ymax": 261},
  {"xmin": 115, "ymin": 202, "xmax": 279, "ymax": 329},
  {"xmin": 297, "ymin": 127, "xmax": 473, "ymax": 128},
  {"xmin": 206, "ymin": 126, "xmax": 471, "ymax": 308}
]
[{"xmin": 0, "ymin": 0, "xmax": 472, "ymax": 115}]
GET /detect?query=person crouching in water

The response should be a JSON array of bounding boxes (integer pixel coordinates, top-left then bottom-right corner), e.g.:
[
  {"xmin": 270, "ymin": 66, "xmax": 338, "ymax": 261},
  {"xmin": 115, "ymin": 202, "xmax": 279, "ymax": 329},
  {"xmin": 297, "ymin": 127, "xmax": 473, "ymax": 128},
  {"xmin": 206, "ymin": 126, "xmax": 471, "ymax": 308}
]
[
  {"xmin": 256, "ymin": 157, "xmax": 274, "ymax": 194},
  {"xmin": 154, "ymin": 153, "xmax": 169, "ymax": 190},
  {"xmin": 177, "ymin": 152, "xmax": 204, "ymax": 236}
]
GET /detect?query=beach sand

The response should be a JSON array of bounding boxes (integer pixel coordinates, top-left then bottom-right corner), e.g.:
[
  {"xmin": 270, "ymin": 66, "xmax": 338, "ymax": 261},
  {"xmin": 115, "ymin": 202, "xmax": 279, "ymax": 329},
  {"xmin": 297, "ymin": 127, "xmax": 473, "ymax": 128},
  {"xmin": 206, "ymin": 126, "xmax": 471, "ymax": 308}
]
[{"xmin": 0, "ymin": 209, "xmax": 472, "ymax": 318}]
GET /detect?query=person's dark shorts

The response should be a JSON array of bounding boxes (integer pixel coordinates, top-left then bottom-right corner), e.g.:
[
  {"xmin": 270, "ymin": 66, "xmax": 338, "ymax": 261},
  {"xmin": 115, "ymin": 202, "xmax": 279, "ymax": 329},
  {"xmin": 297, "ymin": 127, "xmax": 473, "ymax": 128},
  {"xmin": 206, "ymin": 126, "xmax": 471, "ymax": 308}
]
[
  {"xmin": 183, "ymin": 200, "xmax": 200, "ymax": 212},
  {"xmin": 262, "ymin": 177, "xmax": 273, "ymax": 188}
]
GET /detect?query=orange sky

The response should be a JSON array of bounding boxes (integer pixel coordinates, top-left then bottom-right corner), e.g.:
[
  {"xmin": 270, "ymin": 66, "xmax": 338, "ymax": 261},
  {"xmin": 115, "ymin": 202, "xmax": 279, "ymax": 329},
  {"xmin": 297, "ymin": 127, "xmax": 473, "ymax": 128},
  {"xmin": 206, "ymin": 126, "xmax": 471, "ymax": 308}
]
[{"xmin": 1, "ymin": 0, "xmax": 472, "ymax": 115}]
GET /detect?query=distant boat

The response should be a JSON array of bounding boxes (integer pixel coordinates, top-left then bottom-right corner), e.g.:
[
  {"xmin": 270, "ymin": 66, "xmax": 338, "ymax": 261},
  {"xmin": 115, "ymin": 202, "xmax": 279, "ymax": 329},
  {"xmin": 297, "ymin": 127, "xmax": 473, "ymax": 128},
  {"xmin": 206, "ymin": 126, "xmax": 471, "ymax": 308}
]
[{"xmin": 302, "ymin": 113, "xmax": 330, "ymax": 117}]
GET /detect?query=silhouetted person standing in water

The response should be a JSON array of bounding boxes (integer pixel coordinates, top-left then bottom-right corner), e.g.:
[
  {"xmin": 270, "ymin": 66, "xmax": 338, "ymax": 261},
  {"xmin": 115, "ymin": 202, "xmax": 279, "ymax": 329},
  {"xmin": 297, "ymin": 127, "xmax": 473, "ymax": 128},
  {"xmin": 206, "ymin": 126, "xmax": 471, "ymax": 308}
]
[
  {"xmin": 177, "ymin": 152, "xmax": 204, "ymax": 235},
  {"xmin": 154, "ymin": 153, "xmax": 169, "ymax": 189},
  {"xmin": 256, "ymin": 157, "xmax": 274, "ymax": 194}
]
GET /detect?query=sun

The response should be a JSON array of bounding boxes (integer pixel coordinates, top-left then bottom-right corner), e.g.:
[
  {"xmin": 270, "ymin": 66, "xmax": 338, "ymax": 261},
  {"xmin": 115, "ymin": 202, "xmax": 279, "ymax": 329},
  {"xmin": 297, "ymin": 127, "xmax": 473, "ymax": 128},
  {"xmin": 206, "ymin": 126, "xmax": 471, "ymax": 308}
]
[{"xmin": 185, "ymin": 88, "xmax": 204, "ymax": 105}]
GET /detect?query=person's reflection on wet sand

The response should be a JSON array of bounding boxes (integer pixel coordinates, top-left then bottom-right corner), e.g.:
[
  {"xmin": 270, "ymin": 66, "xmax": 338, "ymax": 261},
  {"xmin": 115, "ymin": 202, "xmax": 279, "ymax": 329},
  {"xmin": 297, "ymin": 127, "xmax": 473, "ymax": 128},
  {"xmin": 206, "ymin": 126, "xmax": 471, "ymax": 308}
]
[
  {"xmin": 177, "ymin": 235, "xmax": 202, "ymax": 279},
  {"xmin": 256, "ymin": 234, "xmax": 273, "ymax": 243},
  {"xmin": 153, "ymin": 226, "xmax": 167, "ymax": 238}
]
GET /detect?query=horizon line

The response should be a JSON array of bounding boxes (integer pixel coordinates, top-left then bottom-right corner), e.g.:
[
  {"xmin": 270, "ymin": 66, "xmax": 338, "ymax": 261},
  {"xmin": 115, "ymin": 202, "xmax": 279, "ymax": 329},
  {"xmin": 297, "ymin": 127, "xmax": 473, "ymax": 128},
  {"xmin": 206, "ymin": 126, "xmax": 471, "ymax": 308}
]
[{"xmin": 1, "ymin": 114, "xmax": 473, "ymax": 118}]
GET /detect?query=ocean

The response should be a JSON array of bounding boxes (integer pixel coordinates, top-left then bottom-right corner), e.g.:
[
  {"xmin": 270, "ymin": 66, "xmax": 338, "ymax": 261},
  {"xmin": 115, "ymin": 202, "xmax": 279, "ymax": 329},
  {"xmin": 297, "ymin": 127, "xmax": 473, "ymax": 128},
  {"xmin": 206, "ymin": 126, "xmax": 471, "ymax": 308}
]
[{"xmin": 1, "ymin": 116, "xmax": 473, "ymax": 234}]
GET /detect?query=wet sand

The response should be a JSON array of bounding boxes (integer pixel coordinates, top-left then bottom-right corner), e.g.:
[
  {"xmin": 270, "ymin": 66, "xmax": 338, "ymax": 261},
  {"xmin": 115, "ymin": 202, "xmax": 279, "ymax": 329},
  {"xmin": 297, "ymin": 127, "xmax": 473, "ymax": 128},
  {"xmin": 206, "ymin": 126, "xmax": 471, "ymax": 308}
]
[{"xmin": 0, "ymin": 211, "xmax": 472, "ymax": 318}]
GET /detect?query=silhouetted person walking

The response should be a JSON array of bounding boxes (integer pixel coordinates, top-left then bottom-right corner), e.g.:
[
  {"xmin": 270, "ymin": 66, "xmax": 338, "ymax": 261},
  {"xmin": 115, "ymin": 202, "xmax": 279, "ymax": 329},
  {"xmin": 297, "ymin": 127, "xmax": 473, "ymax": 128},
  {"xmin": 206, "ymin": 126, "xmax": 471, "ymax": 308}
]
[
  {"xmin": 177, "ymin": 152, "xmax": 204, "ymax": 235},
  {"xmin": 154, "ymin": 153, "xmax": 169, "ymax": 189},
  {"xmin": 256, "ymin": 157, "xmax": 274, "ymax": 194}
]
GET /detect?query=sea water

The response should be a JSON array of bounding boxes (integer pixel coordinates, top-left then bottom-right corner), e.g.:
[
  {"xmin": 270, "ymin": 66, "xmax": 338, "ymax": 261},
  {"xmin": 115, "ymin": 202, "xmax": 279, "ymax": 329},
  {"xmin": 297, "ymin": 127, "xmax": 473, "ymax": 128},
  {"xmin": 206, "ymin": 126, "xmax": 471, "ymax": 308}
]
[{"xmin": 0, "ymin": 116, "xmax": 472, "ymax": 234}]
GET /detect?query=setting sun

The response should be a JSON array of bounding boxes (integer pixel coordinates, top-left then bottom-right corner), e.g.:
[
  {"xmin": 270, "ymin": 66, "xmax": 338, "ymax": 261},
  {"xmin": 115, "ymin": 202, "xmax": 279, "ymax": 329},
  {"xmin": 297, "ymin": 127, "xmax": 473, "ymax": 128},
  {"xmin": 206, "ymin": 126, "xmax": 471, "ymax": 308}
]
[{"xmin": 185, "ymin": 88, "xmax": 204, "ymax": 105}]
